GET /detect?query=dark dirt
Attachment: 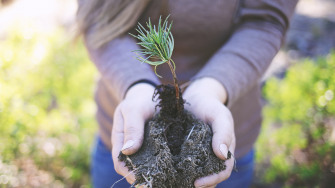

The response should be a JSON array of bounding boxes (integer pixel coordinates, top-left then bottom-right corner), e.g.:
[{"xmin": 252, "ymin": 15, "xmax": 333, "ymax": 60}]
[{"xmin": 119, "ymin": 85, "xmax": 230, "ymax": 188}]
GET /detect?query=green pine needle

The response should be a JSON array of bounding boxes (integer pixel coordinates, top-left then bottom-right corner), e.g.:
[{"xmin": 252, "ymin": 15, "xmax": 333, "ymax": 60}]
[{"xmin": 131, "ymin": 16, "xmax": 175, "ymax": 77}]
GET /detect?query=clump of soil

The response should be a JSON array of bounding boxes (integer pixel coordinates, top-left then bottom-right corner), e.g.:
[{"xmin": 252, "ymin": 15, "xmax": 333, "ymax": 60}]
[{"xmin": 119, "ymin": 85, "xmax": 230, "ymax": 188}]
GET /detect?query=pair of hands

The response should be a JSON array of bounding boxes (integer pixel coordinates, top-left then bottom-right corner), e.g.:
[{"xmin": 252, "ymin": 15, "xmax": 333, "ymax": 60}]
[{"xmin": 111, "ymin": 77, "xmax": 236, "ymax": 188}]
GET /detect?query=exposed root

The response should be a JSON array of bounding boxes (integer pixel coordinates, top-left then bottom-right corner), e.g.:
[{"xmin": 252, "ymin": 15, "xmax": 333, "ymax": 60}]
[
  {"xmin": 111, "ymin": 156, "xmax": 139, "ymax": 188},
  {"xmin": 111, "ymin": 170, "xmax": 135, "ymax": 188},
  {"xmin": 126, "ymin": 156, "xmax": 136, "ymax": 169},
  {"xmin": 141, "ymin": 173, "xmax": 153, "ymax": 188},
  {"xmin": 186, "ymin": 125, "xmax": 196, "ymax": 140}
]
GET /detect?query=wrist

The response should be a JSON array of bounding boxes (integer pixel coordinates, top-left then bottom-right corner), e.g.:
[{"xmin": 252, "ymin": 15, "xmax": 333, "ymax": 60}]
[
  {"xmin": 125, "ymin": 79, "xmax": 158, "ymax": 99},
  {"xmin": 125, "ymin": 83, "xmax": 156, "ymax": 100},
  {"xmin": 186, "ymin": 77, "xmax": 227, "ymax": 103}
]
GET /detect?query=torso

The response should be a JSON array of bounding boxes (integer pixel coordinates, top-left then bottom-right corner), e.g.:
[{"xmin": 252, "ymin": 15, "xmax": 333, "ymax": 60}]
[{"xmin": 138, "ymin": 0, "xmax": 239, "ymax": 83}]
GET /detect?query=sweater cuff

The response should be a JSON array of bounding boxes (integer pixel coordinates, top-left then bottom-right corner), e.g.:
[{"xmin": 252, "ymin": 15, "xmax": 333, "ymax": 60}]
[{"xmin": 124, "ymin": 79, "xmax": 160, "ymax": 98}]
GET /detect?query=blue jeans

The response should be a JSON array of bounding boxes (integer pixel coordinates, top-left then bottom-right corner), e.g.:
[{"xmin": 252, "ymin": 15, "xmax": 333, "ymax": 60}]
[{"xmin": 91, "ymin": 137, "xmax": 254, "ymax": 188}]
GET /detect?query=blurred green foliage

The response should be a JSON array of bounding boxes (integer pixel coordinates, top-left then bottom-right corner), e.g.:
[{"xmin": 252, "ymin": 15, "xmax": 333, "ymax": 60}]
[
  {"xmin": 0, "ymin": 26, "xmax": 97, "ymax": 187},
  {"xmin": 256, "ymin": 53, "xmax": 335, "ymax": 187},
  {"xmin": 1, "ymin": 23, "xmax": 335, "ymax": 188}
]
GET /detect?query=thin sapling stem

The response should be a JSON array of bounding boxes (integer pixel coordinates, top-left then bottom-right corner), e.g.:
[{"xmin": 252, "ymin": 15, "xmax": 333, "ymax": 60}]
[
  {"xmin": 167, "ymin": 59, "xmax": 180, "ymax": 103},
  {"xmin": 131, "ymin": 16, "xmax": 181, "ymax": 112}
]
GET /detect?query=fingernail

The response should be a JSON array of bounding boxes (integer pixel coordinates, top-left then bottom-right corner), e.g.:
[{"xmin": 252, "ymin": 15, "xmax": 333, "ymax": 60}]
[
  {"xmin": 219, "ymin": 144, "xmax": 228, "ymax": 159},
  {"xmin": 121, "ymin": 140, "xmax": 135, "ymax": 151}
]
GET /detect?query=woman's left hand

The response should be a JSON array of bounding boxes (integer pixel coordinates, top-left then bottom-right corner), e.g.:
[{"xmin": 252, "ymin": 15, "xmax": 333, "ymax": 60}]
[{"xmin": 182, "ymin": 77, "xmax": 236, "ymax": 188}]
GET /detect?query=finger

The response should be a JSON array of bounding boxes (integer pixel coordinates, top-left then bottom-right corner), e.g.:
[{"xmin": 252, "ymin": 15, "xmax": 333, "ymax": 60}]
[
  {"xmin": 228, "ymin": 138, "xmax": 237, "ymax": 171},
  {"xmin": 112, "ymin": 106, "xmax": 124, "ymax": 162},
  {"xmin": 124, "ymin": 170, "xmax": 136, "ymax": 184},
  {"xmin": 111, "ymin": 107, "xmax": 136, "ymax": 183},
  {"xmin": 114, "ymin": 160, "xmax": 136, "ymax": 184},
  {"xmin": 196, "ymin": 186, "xmax": 216, "ymax": 188},
  {"xmin": 210, "ymin": 107, "xmax": 235, "ymax": 160},
  {"xmin": 121, "ymin": 105, "xmax": 146, "ymax": 155},
  {"xmin": 194, "ymin": 155, "xmax": 235, "ymax": 187},
  {"xmin": 197, "ymin": 186, "xmax": 216, "ymax": 188}
]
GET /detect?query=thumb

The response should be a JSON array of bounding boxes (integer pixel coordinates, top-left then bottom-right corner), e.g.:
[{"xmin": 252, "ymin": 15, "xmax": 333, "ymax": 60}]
[
  {"xmin": 210, "ymin": 108, "xmax": 235, "ymax": 161},
  {"xmin": 121, "ymin": 109, "xmax": 146, "ymax": 155}
]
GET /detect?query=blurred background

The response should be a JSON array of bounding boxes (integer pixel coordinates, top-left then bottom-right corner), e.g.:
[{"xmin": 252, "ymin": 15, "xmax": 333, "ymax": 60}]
[{"xmin": 0, "ymin": 0, "xmax": 334, "ymax": 187}]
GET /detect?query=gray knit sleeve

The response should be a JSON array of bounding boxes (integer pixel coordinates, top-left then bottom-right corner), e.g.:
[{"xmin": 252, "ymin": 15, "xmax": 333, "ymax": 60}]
[
  {"xmin": 192, "ymin": 0, "xmax": 298, "ymax": 108},
  {"xmin": 85, "ymin": 35, "xmax": 160, "ymax": 102}
]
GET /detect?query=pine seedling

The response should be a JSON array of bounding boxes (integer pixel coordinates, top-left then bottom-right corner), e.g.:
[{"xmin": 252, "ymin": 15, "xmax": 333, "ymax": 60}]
[{"xmin": 131, "ymin": 16, "xmax": 181, "ymax": 110}]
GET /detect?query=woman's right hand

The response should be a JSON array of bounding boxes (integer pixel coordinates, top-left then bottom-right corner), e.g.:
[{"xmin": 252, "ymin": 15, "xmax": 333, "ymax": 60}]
[{"xmin": 111, "ymin": 83, "xmax": 157, "ymax": 184}]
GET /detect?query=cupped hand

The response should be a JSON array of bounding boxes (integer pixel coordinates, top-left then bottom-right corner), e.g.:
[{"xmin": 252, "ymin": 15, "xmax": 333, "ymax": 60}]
[
  {"xmin": 111, "ymin": 83, "xmax": 157, "ymax": 184},
  {"xmin": 183, "ymin": 77, "xmax": 236, "ymax": 188}
]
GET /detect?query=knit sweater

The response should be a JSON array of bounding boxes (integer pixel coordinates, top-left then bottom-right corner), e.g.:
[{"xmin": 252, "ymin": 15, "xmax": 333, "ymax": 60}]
[{"xmin": 84, "ymin": 0, "xmax": 298, "ymax": 158}]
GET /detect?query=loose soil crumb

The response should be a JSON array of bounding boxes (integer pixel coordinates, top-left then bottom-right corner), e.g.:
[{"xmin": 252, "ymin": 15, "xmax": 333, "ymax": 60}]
[{"xmin": 119, "ymin": 85, "xmax": 230, "ymax": 188}]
